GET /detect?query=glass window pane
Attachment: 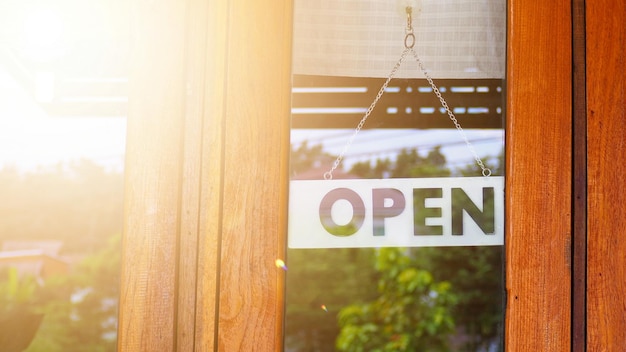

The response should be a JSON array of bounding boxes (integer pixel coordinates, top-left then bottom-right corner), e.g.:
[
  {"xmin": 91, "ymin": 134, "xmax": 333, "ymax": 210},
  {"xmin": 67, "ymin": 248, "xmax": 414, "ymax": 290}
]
[
  {"xmin": 286, "ymin": 1, "xmax": 505, "ymax": 351},
  {"xmin": 0, "ymin": 2, "xmax": 127, "ymax": 350}
]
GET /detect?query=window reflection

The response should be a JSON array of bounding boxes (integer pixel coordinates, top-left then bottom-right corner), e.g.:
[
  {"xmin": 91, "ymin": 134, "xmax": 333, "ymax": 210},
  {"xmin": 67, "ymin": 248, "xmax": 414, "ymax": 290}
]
[
  {"xmin": 0, "ymin": 1, "xmax": 127, "ymax": 350},
  {"xmin": 286, "ymin": 137, "xmax": 504, "ymax": 351},
  {"xmin": 287, "ymin": 1, "xmax": 505, "ymax": 348}
]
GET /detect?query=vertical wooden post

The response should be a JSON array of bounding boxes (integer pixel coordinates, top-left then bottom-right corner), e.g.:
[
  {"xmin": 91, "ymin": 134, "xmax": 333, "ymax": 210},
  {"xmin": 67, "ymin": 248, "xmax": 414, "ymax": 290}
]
[
  {"xmin": 191, "ymin": 0, "xmax": 229, "ymax": 350},
  {"xmin": 119, "ymin": 0, "xmax": 292, "ymax": 350},
  {"xmin": 118, "ymin": 0, "xmax": 187, "ymax": 349},
  {"xmin": 586, "ymin": 0, "xmax": 626, "ymax": 350},
  {"xmin": 505, "ymin": 1, "xmax": 572, "ymax": 350},
  {"xmin": 215, "ymin": 1, "xmax": 292, "ymax": 350}
]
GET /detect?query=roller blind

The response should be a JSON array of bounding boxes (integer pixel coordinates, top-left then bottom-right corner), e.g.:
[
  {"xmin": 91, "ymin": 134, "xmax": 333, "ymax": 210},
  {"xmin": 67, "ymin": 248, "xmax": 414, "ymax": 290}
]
[{"xmin": 292, "ymin": 0, "xmax": 505, "ymax": 79}]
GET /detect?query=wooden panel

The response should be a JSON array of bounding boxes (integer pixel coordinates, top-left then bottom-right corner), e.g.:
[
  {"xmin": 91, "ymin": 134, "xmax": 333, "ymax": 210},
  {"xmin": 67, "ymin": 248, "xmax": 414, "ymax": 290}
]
[
  {"xmin": 587, "ymin": 0, "xmax": 626, "ymax": 350},
  {"xmin": 177, "ymin": 0, "xmax": 224, "ymax": 350},
  {"xmin": 118, "ymin": 0, "xmax": 187, "ymax": 350},
  {"xmin": 216, "ymin": 1, "xmax": 292, "ymax": 351},
  {"xmin": 292, "ymin": 75, "xmax": 503, "ymax": 129},
  {"xmin": 192, "ymin": 0, "xmax": 229, "ymax": 350},
  {"xmin": 119, "ymin": 0, "xmax": 291, "ymax": 350},
  {"xmin": 505, "ymin": 1, "xmax": 572, "ymax": 350}
]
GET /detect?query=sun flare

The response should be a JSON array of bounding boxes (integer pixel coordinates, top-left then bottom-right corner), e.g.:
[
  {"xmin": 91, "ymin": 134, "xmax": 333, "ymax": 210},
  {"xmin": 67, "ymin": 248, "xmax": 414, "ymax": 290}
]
[{"xmin": 21, "ymin": 8, "xmax": 67, "ymax": 61}]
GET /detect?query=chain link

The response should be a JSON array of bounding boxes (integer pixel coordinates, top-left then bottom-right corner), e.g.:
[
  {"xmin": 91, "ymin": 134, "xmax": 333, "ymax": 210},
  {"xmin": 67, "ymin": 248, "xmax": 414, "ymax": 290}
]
[
  {"xmin": 324, "ymin": 48, "xmax": 411, "ymax": 180},
  {"xmin": 324, "ymin": 6, "xmax": 491, "ymax": 179},
  {"xmin": 409, "ymin": 49, "xmax": 491, "ymax": 177}
]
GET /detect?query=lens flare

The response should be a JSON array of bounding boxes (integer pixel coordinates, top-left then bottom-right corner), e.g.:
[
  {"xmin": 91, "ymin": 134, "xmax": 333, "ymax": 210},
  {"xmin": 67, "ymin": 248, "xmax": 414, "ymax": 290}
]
[{"xmin": 275, "ymin": 259, "xmax": 287, "ymax": 270}]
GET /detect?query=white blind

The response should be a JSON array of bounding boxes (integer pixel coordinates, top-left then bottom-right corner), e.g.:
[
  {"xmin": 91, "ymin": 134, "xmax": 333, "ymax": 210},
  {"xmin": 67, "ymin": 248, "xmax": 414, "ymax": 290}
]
[{"xmin": 292, "ymin": 0, "xmax": 506, "ymax": 79}]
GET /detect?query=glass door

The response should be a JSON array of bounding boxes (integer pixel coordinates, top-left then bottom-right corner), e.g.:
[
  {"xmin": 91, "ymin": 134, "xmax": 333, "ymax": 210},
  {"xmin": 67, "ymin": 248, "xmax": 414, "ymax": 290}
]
[{"xmin": 286, "ymin": 1, "xmax": 506, "ymax": 351}]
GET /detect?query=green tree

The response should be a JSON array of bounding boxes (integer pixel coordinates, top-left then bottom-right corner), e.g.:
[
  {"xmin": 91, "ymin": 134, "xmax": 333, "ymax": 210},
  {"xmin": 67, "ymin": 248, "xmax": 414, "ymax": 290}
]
[
  {"xmin": 336, "ymin": 248, "xmax": 457, "ymax": 352},
  {"xmin": 290, "ymin": 141, "xmax": 334, "ymax": 176},
  {"xmin": 425, "ymin": 150, "xmax": 504, "ymax": 351},
  {"xmin": 0, "ymin": 161, "xmax": 123, "ymax": 351},
  {"xmin": 0, "ymin": 160, "xmax": 124, "ymax": 254},
  {"xmin": 0, "ymin": 268, "xmax": 45, "ymax": 352},
  {"xmin": 25, "ymin": 234, "xmax": 120, "ymax": 352},
  {"xmin": 349, "ymin": 161, "xmax": 376, "ymax": 178},
  {"xmin": 287, "ymin": 141, "xmax": 505, "ymax": 351},
  {"xmin": 456, "ymin": 150, "xmax": 503, "ymax": 177},
  {"xmin": 350, "ymin": 147, "xmax": 450, "ymax": 179},
  {"xmin": 412, "ymin": 246, "xmax": 503, "ymax": 351},
  {"xmin": 285, "ymin": 248, "xmax": 379, "ymax": 351},
  {"xmin": 348, "ymin": 146, "xmax": 504, "ymax": 350},
  {"xmin": 287, "ymin": 141, "xmax": 381, "ymax": 350},
  {"xmin": 349, "ymin": 158, "xmax": 393, "ymax": 179}
]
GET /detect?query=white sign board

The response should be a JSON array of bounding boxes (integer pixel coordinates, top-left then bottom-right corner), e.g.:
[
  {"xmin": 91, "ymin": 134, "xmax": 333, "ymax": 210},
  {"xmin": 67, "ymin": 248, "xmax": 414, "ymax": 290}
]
[{"xmin": 288, "ymin": 177, "xmax": 504, "ymax": 248}]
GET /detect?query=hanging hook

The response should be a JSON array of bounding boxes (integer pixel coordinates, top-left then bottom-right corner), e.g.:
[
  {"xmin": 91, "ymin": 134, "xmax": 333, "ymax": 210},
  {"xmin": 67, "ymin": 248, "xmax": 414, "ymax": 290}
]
[
  {"xmin": 404, "ymin": 7, "xmax": 415, "ymax": 48},
  {"xmin": 406, "ymin": 6, "xmax": 413, "ymax": 31}
]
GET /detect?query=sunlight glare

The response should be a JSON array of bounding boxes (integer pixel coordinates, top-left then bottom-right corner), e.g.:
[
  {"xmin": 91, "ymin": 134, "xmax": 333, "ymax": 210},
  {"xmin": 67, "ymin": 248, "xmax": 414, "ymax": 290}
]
[{"xmin": 21, "ymin": 8, "xmax": 67, "ymax": 62}]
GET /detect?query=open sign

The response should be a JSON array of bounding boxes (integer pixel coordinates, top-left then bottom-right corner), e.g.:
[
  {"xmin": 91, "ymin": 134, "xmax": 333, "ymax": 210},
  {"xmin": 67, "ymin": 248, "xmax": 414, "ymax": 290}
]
[{"xmin": 288, "ymin": 177, "xmax": 504, "ymax": 248}]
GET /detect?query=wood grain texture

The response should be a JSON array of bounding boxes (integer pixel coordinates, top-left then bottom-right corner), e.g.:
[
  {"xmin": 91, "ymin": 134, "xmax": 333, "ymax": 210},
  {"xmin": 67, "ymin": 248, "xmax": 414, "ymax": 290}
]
[
  {"xmin": 505, "ymin": 1, "xmax": 572, "ymax": 350},
  {"xmin": 586, "ymin": 0, "xmax": 626, "ymax": 350},
  {"xmin": 119, "ymin": 0, "xmax": 291, "ymax": 350},
  {"xmin": 119, "ymin": 1, "xmax": 187, "ymax": 350},
  {"xmin": 216, "ymin": 1, "xmax": 292, "ymax": 351},
  {"xmin": 177, "ymin": 0, "xmax": 221, "ymax": 350},
  {"xmin": 193, "ymin": 0, "xmax": 229, "ymax": 350}
]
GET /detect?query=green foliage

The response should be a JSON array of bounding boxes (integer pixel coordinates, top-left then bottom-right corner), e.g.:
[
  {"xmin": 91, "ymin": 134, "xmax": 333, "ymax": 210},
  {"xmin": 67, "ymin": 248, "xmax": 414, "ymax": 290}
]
[
  {"xmin": 348, "ymin": 145, "xmax": 504, "ymax": 350},
  {"xmin": 336, "ymin": 248, "xmax": 457, "ymax": 352},
  {"xmin": 350, "ymin": 147, "xmax": 451, "ymax": 179},
  {"xmin": 412, "ymin": 246, "xmax": 503, "ymax": 351},
  {"xmin": 349, "ymin": 158, "xmax": 393, "ymax": 179},
  {"xmin": 456, "ymin": 150, "xmax": 504, "ymax": 177},
  {"xmin": 286, "ymin": 141, "xmax": 505, "ymax": 351},
  {"xmin": 0, "ymin": 268, "xmax": 41, "ymax": 312},
  {"xmin": 0, "ymin": 161, "xmax": 123, "ymax": 351},
  {"xmin": 0, "ymin": 160, "xmax": 124, "ymax": 254},
  {"xmin": 25, "ymin": 234, "xmax": 120, "ymax": 352},
  {"xmin": 0, "ymin": 268, "xmax": 46, "ymax": 352},
  {"xmin": 290, "ymin": 141, "xmax": 334, "ymax": 175},
  {"xmin": 285, "ymin": 248, "xmax": 379, "ymax": 351}
]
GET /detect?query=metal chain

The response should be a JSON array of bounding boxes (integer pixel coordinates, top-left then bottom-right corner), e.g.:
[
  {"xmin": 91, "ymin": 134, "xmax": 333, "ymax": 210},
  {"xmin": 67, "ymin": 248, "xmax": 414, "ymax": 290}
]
[
  {"xmin": 324, "ymin": 5, "xmax": 491, "ymax": 179},
  {"xmin": 324, "ymin": 48, "xmax": 411, "ymax": 180},
  {"xmin": 409, "ymin": 49, "xmax": 492, "ymax": 177}
]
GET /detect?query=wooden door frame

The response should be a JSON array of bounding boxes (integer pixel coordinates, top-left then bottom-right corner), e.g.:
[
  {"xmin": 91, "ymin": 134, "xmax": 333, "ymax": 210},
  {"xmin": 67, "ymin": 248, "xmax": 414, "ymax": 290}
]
[
  {"xmin": 586, "ymin": 0, "xmax": 626, "ymax": 349},
  {"xmin": 117, "ymin": 0, "xmax": 577, "ymax": 350},
  {"xmin": 118, "ymin": 1, "xmax": 292, "ymax": 350},
  {"xmin": 505, "ymin": 1, "xmax": 572, "ymax": 350}
]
